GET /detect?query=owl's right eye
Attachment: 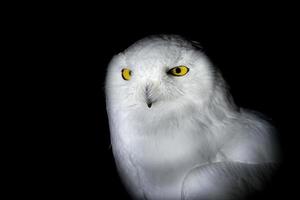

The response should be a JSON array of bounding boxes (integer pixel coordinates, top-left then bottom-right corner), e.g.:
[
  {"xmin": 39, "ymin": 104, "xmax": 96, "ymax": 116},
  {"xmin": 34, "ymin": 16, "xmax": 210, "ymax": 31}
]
[{"xmin": 121, "ymin": 68, "xmax": 132, "ymax": 80}]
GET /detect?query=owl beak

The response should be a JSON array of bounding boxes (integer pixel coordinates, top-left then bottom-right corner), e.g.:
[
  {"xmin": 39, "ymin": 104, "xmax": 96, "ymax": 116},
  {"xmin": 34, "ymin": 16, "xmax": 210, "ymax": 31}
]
[
  {"xmin": 147, "ymin": 101, "xmax": 152, "ymax": 108},
  {"xmin": 145, "ymin": 85, "xmax": 153, "ymax": 108}
]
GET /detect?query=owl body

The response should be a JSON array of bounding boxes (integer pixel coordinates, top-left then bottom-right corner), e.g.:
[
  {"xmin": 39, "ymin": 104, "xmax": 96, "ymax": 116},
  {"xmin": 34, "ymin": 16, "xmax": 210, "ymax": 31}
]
[{"xmin": 105, "ymin": 35, "xmax": 279, "ymax": 199}]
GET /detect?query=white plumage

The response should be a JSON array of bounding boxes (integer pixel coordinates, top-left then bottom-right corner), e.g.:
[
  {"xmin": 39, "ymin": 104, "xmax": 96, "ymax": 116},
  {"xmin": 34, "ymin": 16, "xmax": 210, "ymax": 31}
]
[{"xmin": 105, "ymin": 35, "xmax": 280, "ymax": 199}]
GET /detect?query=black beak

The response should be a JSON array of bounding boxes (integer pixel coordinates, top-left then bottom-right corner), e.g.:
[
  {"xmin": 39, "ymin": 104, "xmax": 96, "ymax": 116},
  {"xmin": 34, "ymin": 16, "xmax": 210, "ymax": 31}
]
[
  {"xmin": 147, "ymin": 101, "xmax": 152, "ymax": 108},
  {"xmin": 145, "ymin": 85, "xmax": 153, "ymax": 108}
]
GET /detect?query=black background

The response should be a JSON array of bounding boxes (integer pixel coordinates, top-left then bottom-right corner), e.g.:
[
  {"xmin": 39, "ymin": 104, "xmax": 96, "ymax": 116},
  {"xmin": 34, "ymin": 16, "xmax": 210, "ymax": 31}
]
[{"xmin": 16, "ymin": 4, "xmax": 297, "ymax": 199}]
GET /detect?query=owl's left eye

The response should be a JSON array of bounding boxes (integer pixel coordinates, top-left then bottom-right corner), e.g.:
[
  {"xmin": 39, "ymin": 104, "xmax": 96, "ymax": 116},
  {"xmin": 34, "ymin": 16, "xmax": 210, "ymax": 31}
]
[{"xmin": 168, "ymin": 66, "xmax": 189, "ymax": 76}]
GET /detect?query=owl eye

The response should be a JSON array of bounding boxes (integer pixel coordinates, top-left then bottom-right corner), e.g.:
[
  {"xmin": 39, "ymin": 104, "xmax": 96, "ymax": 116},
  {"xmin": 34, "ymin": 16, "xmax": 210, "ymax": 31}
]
[
  {"xmin": 168, "ymin": 66, "xmax": 189, "ymax": 76},
  {"xmin": 121, "ymin": 68, "xmax": 132, "ymax": 80}
]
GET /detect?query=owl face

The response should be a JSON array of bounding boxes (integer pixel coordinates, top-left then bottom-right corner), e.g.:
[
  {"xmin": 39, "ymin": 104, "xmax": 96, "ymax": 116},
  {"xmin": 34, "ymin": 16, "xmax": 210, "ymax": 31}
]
[{"xmin": 106, "ymin": 36, "xmax": 215, "ymax": 122}]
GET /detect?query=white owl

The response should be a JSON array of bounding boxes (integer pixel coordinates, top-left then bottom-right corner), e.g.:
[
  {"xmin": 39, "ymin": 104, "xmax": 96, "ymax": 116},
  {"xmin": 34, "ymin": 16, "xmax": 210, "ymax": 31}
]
[{"xmin": 105, "ymin": 35, "xmax": 280, "ymax": 200}]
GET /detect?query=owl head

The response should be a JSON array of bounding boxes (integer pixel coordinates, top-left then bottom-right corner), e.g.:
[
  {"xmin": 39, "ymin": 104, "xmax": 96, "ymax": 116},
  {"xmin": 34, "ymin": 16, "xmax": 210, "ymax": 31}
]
[{"xmin": 105, "ymin": 35, "xmax": 234, "ymax": 125}]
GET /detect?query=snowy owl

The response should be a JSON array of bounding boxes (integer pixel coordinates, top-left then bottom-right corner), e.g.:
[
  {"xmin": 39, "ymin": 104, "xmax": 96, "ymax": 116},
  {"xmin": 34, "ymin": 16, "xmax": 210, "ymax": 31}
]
[{"xmin": 105, "ymin": 35, "xmax": 280, "ymax": 200}]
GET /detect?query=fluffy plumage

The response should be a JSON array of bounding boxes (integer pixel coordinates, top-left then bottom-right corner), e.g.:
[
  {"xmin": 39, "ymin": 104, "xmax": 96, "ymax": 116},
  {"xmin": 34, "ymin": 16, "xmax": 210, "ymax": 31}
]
[{"xmin": 105, "ymin": 35, "xmax": 280, "ymax": 199}]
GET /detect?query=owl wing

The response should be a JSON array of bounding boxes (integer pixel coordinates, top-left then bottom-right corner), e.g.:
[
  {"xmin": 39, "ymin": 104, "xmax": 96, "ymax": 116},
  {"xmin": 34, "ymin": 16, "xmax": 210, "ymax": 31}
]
[{"xmin": 181, "ymin": 162, "xmax": 278, "ymax": 200}]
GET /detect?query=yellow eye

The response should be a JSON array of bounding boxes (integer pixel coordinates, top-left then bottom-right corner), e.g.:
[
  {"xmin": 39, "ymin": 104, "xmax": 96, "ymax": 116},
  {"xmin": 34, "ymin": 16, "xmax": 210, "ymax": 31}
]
[
  {"xmin": 168, "ymin": 66, "xmax": 189, "ymax": 76},
  {"xmin": 121, "ymin": 68, "xmax": 132, "ymax": 80}
]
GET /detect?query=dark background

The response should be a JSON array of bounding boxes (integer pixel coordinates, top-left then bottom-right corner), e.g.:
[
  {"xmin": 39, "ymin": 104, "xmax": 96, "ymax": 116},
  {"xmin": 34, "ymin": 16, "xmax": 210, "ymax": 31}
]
[{"xmin": 15, "ymin": 5, "xmax": 297, "ymax": 199}]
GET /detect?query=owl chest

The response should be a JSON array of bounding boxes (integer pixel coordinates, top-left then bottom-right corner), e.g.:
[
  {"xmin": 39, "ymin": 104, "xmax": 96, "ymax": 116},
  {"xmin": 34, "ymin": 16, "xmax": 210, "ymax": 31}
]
[
  {"xmin": 117, "ymin": 123, "xmax": 202, "ymax": 166},
  {"xmin": 114, "ymin": 125, "xmax": 206, "ymax": 197}
]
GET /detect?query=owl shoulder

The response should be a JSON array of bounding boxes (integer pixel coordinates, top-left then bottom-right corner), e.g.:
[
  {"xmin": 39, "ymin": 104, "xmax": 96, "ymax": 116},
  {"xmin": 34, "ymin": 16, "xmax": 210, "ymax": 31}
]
[{"xmin": 219, "ymin": 109, "xmax": 280, "ymax": 163}]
